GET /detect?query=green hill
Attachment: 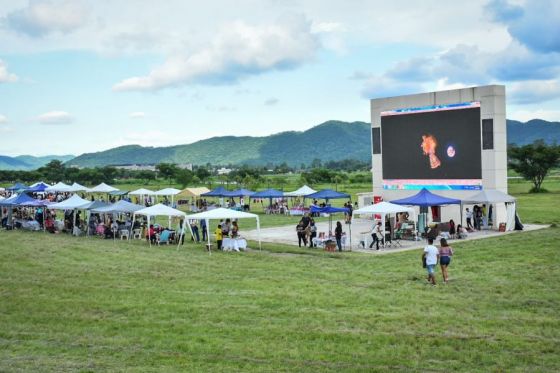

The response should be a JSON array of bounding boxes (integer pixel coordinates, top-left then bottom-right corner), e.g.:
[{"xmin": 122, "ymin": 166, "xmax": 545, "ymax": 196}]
[
  {"xmin": 3, "ymin": 119, "xmax": 559, "ymax": 170},
  {"xmin": 66, "ymin": 120, "xmax": 372, "ymax": 168},
  {"xmin": 0, "ymin": 154, "xmax": 74, "ymax": 170}
]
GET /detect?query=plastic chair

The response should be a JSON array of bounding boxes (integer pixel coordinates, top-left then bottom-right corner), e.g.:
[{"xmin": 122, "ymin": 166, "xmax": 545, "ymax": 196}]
[
  {"xmin": 120, "ymin": 229, "xmax": 130, "ymax": 240},
  {"xmin": 132, "ymin": 228, "xmax": 142, "ymax": 239},
  {"xmin": 158, "ymin": 230, "xmax": 172, "ymax": 245}
]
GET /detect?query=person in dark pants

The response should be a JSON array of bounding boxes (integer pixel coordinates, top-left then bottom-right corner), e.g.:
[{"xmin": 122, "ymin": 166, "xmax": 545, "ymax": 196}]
[
  {"xmin": 466, "ymin": 208, "xmax": 474, "ymax": 230},
  {"xmin": 214, "ymin": 224, "xmax": 223, "ymax": 251},
  {"xmin": 296, "ymin": 220, "xmax": 306, "ymax": 247},
  {"xmin": 369, "ymin": 221, "xmax": 383, "ymax": 250},
  {"xmin": 191, "ymin": 220, "xmax": 200, "ymax": 242},
  {"xmin": 201, "ymin": 219, "xmax": 207, "ymax": 241},
  {"xmin": 335, "ymin": 221, "xmax": 343, "ymax": 252},
  {"xmin": 309, "ymin": 220, "xmax": 317, "ymax": 248}
]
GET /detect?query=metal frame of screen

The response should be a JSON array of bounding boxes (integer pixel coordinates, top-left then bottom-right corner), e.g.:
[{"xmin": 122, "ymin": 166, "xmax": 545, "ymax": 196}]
[{"xmin": 381, "ymin": 101, "xmax": 482, "ymax": 191}]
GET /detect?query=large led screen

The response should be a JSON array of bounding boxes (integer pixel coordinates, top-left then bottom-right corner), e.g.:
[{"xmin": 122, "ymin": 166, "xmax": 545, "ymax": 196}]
[{"xmin": 381, "ymin": 102, "xmax": 482, "ymax": 190}]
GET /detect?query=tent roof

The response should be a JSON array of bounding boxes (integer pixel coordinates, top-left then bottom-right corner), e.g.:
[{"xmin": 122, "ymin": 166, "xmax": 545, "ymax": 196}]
[
  {"xmin": 251, "ymin": 188, "xmax": 284, "ymax": 198},
  {"xmin": 29, "ymin": 181, "xmax": 49, "ymax": 188},
  {"xmin": 0, "ymin": 194, "xmax": 18, "ymax": 205},
  {"xmin": 1, "ymin": 193, "xmax": 35, "ymax": 206},
  {"xmin": 202, "ymin": 186, "xmax": 228, "ymax": 197},
  {"xmin": 48, "ymin": 194, "xmax": 92, "ymax": 209},
  {"xmin": 354, "ymin": 201, "xmax": 415, "ymax": 215},
  {"xmin": 284, "ymin": 185, "xmax": 317, "ymax": 197},
  {"xmin": 7, "ymin": 182, "xmax": 29, "ymax": 191},
  {"xmin": 89, "ymin": 182, "xmax": 119, "ymax": 193},
  {"xmin": 462, "ymin": 189, "xmax": 516, "ymax": 204},
  {"xmin": 70, "ymin": 182, "xmax": 91, "ymax": 192},
  {"xmin": 310, "ymin": 206, "xmax": 349, "ymax": 214},
  {"xmin": 306, "ymin": 189, "xmax": 350, "ymax": 200},
  {"xmin": 26, "ymin": 183, "xmax": 50, "ymax": 192},
  {"xmin": 178, "ymin": 187, "xmax": 211, "ymax": 197},
  {"xmin": 134, "ymin": 203, "xmax": 186, "ymax": 217},
  {"xmin": 390, "ymin": 188, "xmax": 461, "ymax": 207},
  {"xmin": 129, "ymin": 188, "xmax": 156, "ymax": 196},
  {"xmin": 91, "ymin": 200, "xmax": 144, "ymax": 214},
  {"xmin": 154, "ymin": 188, "xmax": 181, "ymax": 196},
  {"xmin": 85, "ymin": 200, "xmax": 109, "ymax": 210},
  {"xmin": 187, "ymin": 207, "xmax": 258, "ymax": 220},
  {"xmin": 223, "ymin": 188, "xmax": 255, "ymax": 197},
  {"xmin": 45, "ymin": 182, "xmax": 73, "ymax": 192},
  {"xmin": 109, "ymin": 190, "xmax": 129, "ymax": 196}
]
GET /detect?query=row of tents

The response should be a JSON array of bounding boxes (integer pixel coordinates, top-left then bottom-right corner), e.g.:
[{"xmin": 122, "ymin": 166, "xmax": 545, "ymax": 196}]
[{"xmin": 1, "ymin": 182, "xmax": 350, "ymax": 202}]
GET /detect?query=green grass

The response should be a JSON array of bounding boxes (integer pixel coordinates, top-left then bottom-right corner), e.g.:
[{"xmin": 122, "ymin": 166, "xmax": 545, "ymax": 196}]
[{"xmin": 0, "ymin": 227, "xmax": 559, "ymax": 371}]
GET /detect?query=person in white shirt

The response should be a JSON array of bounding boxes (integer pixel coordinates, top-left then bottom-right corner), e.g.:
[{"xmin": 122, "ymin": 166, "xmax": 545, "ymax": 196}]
[
  {"xmin": 422, "ymin": 238, "xmax": 439, "ymax": 286},
  {"xmin": 369, "ymin": 221, "xmax": 384, "ymax": 250},
  {"xmin": 465, "ymin": 208, "xmax": 474, "ymax": 230}
]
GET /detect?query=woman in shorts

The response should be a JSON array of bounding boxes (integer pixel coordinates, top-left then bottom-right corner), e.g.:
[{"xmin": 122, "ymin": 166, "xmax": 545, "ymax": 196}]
[{"xmin": 439, "ymin": 238, "xmax": 454, "ymax": 283}]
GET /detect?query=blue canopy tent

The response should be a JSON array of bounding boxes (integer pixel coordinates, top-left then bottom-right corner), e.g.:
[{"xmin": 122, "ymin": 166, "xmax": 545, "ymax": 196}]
[
  {"xmin": 252, "ymin": 188, "xmax": 284, "ymax": 208},
  {"xmin": 391, "ymin": 188, "xmax": 462, "ymax": 234},
  {"xmin": 0, "ymin": 193, "xmax": 48, "ymax": 230},
  {"xmin": 201, "ymin": 186, "xmax": 228, "ymax": 197},
  {"xmin": 26, "ymin": 182, "xmax": 50, "ymax": 193},
  {"xmin": 7, "ymin": 182, "xmax": 29, "ymax": 192},
  {"xmin": 306, "ymin": 189, "xmax": 350, "ymax": 203},
  {"xmin": 223, "ymin": 188, "xmax": 255, "ymax": 198},
  {"xmin": 310, "ymin": 205, "xmax": 352, "ymax": 249}
]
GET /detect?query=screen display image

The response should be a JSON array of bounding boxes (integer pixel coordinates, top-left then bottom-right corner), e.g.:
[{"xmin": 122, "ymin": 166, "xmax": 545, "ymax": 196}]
[{"xmin": 381, "ymin": 102, "xmax": 482, "ymax": 190}]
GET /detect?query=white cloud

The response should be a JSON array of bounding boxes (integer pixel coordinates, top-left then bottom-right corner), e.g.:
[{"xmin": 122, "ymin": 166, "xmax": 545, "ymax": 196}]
[
  {"xmin": 508, "ymin": 79, "xmax": 560, "ymax": 104},
  {"xmin": 0, "ymin": 60, "xmax": 18, "ymax": 83},
  {"xmin": 36, "ymin": 110, "xmax": 74, "ymax": 124},
  {"xmin": 311, "ymin": 21, "xmax": 346, "ymax": 33},
  {"xmin": 5, "ymin": 0, "xmax": 88, "ymax": 37},
  {"xmin": 264, "ymin": 97, "xmax": 279, "ymax": 106},
  {"xmin": 0, "ymin": 114, "xmax": 8, "ymax": 124},
  {"xmin": 509, "ymin": 108, "xmax": 560, "ymax": 122},
  {"xmin": 112, "ymin": 15, "xmax": 319, "ymax": 92},
  {"xmin": 129, "ymin": 111, "xmax": 146, "ymax": 119}
]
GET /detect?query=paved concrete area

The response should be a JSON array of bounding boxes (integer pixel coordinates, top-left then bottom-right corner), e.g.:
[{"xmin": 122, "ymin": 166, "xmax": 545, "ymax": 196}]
[{"xmin": 243, "ymin": 218, "xmax": 549, "ymax": 255}]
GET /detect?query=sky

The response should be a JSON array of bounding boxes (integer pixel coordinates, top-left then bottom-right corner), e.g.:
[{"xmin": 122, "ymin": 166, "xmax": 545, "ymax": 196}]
[{"xmin": 0, "ymin": 0, "xmax": 559, "ymax": 157}]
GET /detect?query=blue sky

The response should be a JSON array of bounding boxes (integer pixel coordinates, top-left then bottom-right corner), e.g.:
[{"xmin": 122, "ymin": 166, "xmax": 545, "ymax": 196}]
[{"xmin": 0, "ymin": 0, "xmax": 559, "ymax": 156}]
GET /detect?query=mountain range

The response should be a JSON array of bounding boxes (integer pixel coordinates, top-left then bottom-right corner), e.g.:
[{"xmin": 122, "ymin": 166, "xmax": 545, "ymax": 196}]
[
  {"xmin": 1, "ymin": 119, "xmax": 559, "ymax": 170},
  {"xmin": 0, "ymin": 154, "xmax": 75, "ymax": 171}
]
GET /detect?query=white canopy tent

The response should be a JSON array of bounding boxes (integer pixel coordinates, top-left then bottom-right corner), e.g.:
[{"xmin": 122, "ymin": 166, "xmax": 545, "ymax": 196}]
[
  {"xmin": 89, "ymin": 182, "xmax": 119, "ymax": 193},
  {"xmin": 154, "ymin": 188, "xmax": 182, "ymax": 205},
  {"xmin": 48, "ymin": 194, "xmax": 92, "ymax": 234},
  {"xmin": 353, "ymin": 202, "xmax": 417, "ymax": 240},
  {"xmin": 45, "ymin": 182, "xmax": 73, "ymax": 193},
  {"xmin": 129, "ymin": 188, "xmax": 156, "ymax": 205},
  {"xmin": 462, "ymin": 189, "xmax": 517, "ymax": 231},
  {"xmin": 133, "ymin": 203, "xmax": 188, "ymax": 247},
  {"xmin": 70, "ymin": 182, "xmax": 90, "ymax": 192},
  {"xmin": 184, "ymin": 207, "xmax": 261, "ymax": 252},
  {"xmin": 284, "ymin": 185, "xmax": 317, "ymax": 197},
  {"xmin": 130, "ymin": 188, "xmax": 156, "ymax": 196}
]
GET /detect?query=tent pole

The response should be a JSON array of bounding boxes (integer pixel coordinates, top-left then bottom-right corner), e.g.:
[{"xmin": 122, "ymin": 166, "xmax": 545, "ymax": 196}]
[
  {"xmin": 257, "ymin": 216, "xmax": 261, "ymax": 250},
  {"xmin": 206, "ymin": 218, "xmax": 211, "ymax": 255},
  {"xmin": 148, "ymin": 215, "xmax": 151, "ymax": 247}
]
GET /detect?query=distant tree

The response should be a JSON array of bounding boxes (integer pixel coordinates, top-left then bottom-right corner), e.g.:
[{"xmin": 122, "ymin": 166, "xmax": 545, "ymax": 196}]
[
  {"xmin": 156, "ymin": 163, "xmax": 179, "ymax": 183},
  {"xmin": 100, "ymin": 166, "xmax": 118, "ymax": 183},
  {"xmin": 195, "ymin": 167, "xmax": 211, "ymax": 182},
  {"xmin": 137, "ymin": 170, "xmax": 156, "ymax": 183},
  {"xmin": 38, "ymin": 160, "xmax": 65, "ymax": 183},
  {"xmin": 509, "ymin": 142, "xmax": 560, "ymax": 192},
  {"xmin": 275, "ymin": 176, "xmax": 288, "ymax": 190},
  {"xmin": 175, "ymin": 169, "xmax": 194, "ymax": 188},
  {"xmin": 311, "ymin": 158, "xmax": 322, "ymax": 169}
]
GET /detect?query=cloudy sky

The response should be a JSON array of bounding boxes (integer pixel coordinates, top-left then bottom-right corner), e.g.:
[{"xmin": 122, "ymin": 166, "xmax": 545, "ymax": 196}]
[{"xmin": 0, "ymin": 0, "xmax": 559, "ymax": 156}]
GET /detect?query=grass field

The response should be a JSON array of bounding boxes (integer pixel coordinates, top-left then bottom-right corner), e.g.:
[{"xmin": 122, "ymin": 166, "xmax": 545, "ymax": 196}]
[
  {"xmin": 1, "ymin": 227, "xmax": 558, "ymax": 371},
  {"xmin": 0, "ymin": 178, "xmax": 559, "ymax": 371}
]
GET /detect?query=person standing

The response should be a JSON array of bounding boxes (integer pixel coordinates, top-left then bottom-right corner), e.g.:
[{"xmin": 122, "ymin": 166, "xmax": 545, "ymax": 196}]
[
  {"xmin": 201, "ymin": 219, "xmax": 207, "ymax": 241},
  {"xmin": 465, "ymin": 208, "xmax": 474, "ymax": 230},
  {"xmin": 369, "ymin": 221, "xmax": 383, "ymax": 250},
  {"xmin": 309, "ymin": 220, "xmax": 317, "ymax": 248},
  {"xmin": 438, "ymin": 238, "xmax": 454, "ymax": 283},
  {"xmin": 335, "ymin": 221, "xmax": 343, "ymax": 252},
  {"xmin": 214, "ymin": 224, "xmax": 223, "ymax": 251},
  {"xmin": 422, "ymin": 238, "xmax": 439, "ymax": 286},
  {"xmin": 296, "ymin": 220, "xmax": 306, "ymax": 247}
]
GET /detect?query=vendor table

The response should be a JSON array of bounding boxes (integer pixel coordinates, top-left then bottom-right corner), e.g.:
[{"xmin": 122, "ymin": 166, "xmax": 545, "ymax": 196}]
[{"xmin": 222, "ymin": 237, "xmax": 247, "ymax": 252}]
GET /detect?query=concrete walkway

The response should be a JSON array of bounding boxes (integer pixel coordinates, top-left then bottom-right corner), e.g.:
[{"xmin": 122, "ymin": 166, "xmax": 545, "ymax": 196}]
[{"xmin": 243, "ymin": 219, "xmax": 549, "ymax": 255}]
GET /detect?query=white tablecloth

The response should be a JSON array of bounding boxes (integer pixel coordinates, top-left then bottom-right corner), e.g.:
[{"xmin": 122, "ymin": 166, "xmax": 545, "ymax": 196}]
[{"xmin": 222, "ymin": 238, "xmax": 247, "ymax": 252}]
